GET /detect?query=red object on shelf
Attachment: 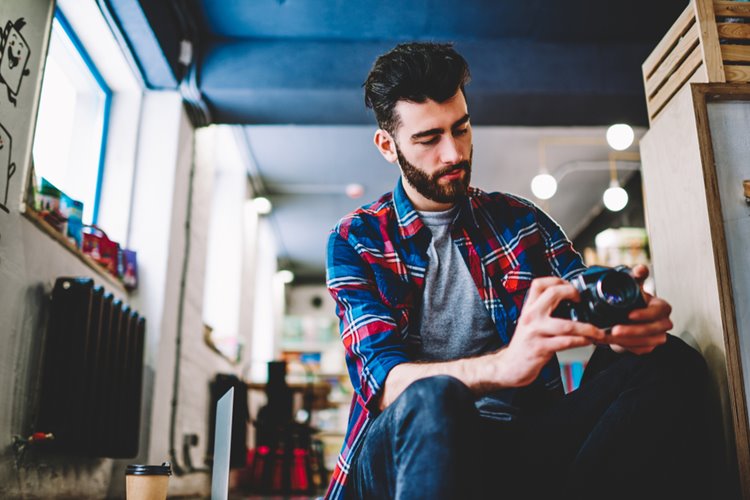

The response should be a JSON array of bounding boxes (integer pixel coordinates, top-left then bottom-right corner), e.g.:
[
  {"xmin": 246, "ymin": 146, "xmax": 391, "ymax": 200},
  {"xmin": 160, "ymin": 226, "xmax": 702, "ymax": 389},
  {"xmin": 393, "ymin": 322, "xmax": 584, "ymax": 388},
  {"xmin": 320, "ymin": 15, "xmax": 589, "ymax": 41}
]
[
  {"xmin": 82, "ymin": 225, "xmax": 121, "ymax": 277},
  {"xmin": 29, "ymin": 432, "xmax": 54, "ymax": 443},
  {"xmin": 245, "ymin": 445, "xmax": 312, "ymax": 494}
]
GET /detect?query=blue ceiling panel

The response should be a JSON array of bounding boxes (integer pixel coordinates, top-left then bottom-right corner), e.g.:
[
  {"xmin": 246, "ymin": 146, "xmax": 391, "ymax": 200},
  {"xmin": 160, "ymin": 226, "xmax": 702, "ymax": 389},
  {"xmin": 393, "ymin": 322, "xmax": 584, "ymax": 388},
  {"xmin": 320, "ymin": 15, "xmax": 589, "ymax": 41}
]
[
  {"xmin": 189, "ymin": 0, "xmax": 687, "ymax": 43},
  {"xmin": 111, "ymin": 0, "xmax": 690, "ymax": 125},
  {"xmin": 199, "ymin": 39, "xmax": 652, "ymax": 125}
]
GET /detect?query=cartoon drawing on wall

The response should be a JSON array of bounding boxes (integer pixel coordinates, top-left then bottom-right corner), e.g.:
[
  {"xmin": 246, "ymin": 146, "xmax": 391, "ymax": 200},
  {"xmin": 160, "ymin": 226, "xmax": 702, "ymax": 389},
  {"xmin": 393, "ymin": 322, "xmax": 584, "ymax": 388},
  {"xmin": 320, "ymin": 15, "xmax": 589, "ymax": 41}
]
[
  {"xmin": 0, "ymin": 18, "xmax": 31, "ymax": 106},
  {"xmin": 0, "ymin": 123, "xmax": 15, "ymax": 214}
]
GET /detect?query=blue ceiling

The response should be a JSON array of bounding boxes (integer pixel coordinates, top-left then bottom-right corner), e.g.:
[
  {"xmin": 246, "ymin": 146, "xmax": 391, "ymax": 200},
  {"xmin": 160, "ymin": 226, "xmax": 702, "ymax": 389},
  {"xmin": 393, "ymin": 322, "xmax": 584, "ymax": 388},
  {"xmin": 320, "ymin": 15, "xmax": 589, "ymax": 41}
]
[
  {"xmin": 101, "ymin": 0, "xmax": 687, "ymax": 279},
  {"xmin": 105, "ymin": 0, "xmax": 689, "ymax": 127}
]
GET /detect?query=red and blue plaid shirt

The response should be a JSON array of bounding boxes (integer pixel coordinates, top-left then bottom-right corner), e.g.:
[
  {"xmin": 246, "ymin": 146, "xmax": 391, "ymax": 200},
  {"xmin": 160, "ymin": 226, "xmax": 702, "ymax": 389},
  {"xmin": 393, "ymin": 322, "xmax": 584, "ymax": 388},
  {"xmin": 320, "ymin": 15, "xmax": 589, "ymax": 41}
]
[{"xmin": 325, "ymin": 179, "xmax": 586, "ymax": 499}]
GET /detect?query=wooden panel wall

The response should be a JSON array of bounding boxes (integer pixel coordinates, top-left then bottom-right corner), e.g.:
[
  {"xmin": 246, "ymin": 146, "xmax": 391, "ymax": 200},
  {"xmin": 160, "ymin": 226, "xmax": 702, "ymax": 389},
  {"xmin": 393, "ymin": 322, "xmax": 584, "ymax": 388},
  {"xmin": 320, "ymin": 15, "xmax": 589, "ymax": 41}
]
[{"xmin": 640, "ymin": 82, "xmax": 750, "ymax": 499}]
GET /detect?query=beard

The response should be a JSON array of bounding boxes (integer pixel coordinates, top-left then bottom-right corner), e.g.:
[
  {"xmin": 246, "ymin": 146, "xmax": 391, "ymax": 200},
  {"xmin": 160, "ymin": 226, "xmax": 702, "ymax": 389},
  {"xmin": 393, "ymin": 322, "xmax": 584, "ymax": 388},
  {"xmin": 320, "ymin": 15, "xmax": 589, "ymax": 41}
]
[{"xmin": 396, "ymin": 145, "xmax": 472, "ymax": 204}]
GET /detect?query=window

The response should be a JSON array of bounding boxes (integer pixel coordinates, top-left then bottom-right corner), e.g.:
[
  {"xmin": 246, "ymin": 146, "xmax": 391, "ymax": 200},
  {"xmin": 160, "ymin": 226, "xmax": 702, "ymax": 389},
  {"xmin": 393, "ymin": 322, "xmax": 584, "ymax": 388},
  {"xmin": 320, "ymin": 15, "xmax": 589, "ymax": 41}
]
[{"xmin": 32, "ymin": 10, "xmax": 110, "ymax": 225}]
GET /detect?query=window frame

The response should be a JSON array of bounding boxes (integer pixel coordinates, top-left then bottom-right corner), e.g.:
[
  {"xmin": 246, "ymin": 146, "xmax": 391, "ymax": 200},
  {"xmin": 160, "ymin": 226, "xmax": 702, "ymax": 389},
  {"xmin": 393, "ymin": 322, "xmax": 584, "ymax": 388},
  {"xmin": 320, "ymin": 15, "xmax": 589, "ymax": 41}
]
[{"xmin": 36, "ymin": 8, "xmax": 113, "ymax": 225}]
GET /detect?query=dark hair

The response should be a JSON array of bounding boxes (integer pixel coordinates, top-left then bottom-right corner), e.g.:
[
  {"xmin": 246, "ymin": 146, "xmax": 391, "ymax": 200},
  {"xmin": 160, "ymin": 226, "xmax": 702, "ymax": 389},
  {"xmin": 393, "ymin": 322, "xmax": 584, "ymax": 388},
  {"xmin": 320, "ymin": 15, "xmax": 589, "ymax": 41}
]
[{"xmin": 364, "ymin": 42, "xmax": 471, "ymax": 134}]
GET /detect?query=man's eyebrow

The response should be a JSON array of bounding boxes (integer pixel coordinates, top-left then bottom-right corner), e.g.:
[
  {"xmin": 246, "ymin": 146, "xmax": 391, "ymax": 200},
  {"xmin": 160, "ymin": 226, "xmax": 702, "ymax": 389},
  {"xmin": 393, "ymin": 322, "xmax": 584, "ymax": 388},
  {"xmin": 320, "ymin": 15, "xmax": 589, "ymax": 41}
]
[
  {"xmin": 411, "ymin": 127, "xmax": 443, "ymax": 140},
  {"xmin": 410, "ymin": 114, "xmax": 471, "ymax": 141},
  {"xmin": 451, "ymin": 114, "xmax": 470, "ymax": 129}
]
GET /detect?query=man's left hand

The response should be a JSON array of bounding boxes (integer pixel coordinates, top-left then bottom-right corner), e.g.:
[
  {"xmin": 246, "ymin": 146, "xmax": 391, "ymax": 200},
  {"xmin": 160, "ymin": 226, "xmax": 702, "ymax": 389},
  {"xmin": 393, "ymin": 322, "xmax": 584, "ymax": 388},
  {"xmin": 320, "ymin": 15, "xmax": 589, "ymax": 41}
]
[{"xmin": 604, "ymin": 264, "xmax": 672, "ymax": 355}]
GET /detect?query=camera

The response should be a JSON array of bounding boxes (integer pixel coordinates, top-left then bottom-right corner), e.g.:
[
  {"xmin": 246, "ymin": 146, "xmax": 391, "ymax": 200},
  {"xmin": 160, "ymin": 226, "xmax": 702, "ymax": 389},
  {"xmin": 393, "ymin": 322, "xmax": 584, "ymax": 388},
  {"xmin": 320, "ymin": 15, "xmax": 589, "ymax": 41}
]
[{"xmin": 552, "ymin": 265, "xmax": 646, "ymax": 330}]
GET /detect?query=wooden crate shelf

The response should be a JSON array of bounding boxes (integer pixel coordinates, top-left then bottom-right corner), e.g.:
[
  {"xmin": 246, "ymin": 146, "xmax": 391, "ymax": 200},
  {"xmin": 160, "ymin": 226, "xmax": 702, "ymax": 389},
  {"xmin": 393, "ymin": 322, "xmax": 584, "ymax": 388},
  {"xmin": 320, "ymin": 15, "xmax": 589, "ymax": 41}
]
[{"xmin": 643, "ymin": 0, "xmax": 750, "ymax": 123}]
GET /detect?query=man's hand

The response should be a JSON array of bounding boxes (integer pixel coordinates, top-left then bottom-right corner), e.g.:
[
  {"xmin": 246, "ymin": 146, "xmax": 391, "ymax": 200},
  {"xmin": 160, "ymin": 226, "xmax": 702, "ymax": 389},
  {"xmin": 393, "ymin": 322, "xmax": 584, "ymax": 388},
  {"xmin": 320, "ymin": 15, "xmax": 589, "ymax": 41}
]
[
  {"xmin": 495, "ymin": 277, "xmax": 606, "ymax": 387},
  {"xmin": 377, "ymin": 277, "xmax": 606, "ymax": 410},
  {"xmin": 604, "ymin": 264, "xmax": 672, "ymax": 355}
]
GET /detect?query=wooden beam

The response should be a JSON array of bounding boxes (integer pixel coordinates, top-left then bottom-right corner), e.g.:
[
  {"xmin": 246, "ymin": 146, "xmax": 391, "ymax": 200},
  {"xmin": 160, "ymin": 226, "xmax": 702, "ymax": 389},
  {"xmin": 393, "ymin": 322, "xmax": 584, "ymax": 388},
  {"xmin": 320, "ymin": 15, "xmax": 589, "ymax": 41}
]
[
  {"xmin": 717, "ymin": 22, "xmax": 750, "ymax": 40},
  {"xmin": 648, "ymin": 44, "xmax": 704, "ymax": 120},
  {"xmin": 694, "ymin": 0, "xmax": 726, "ymax": 81},
  {"xmin": 645, "ymin": 23, "xmax": 700, "ymax": 98},
  {"xmin": 725, "ymin": 64, "xmax": 750, "ymax": 81},
  {"xmin": 722, "ymin": 44, "xmax": 750, "ymax": 63},
  {"xmin": 714, "ymin": 1, "xmax": 750, "ymax": 17},
  {"xmin": 643, "ymin": 4, "xmax": 696, "ymax": 79}
]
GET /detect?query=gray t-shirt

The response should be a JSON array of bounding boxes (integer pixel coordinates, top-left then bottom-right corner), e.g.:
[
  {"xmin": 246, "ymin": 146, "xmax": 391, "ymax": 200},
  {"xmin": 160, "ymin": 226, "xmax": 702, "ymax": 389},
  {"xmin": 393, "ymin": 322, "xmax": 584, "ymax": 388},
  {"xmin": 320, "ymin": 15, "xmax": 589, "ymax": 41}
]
[
  {"xmin": 415, "ymin": 206, "xmax": 518, "ymax": 420},
  {"xmin": 414, "ymin": 206, "xmax": 501, "ymax": 361}
]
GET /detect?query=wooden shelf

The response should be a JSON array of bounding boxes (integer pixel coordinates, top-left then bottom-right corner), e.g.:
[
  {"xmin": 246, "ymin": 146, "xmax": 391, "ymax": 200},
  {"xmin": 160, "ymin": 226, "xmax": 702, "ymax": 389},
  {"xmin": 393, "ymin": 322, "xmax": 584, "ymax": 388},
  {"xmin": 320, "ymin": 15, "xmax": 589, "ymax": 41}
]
[
  {"xmin": 643, "ymin": 0, "xmax": 750, "ymax": 123},
  {"xmin": 21, "ymin": 207, "xmax": 128, "ymax": 294}
]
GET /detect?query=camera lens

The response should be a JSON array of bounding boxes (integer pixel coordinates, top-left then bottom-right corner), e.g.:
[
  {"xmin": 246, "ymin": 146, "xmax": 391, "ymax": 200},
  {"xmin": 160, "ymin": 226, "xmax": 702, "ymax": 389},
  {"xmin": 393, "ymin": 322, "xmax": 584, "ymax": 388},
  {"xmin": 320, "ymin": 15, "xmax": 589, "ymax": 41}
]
[{"xmin": 596, "ymin": 270, "xmax": 640, "ymax": 308}]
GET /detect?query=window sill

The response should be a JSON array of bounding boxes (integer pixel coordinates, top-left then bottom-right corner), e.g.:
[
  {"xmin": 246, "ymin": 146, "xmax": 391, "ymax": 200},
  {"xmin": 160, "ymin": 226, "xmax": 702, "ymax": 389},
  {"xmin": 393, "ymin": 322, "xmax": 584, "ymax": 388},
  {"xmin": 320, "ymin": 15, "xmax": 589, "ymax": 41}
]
[{"xmin": 21, "ymin": 207, "xmax": 128, "ymax": 295}]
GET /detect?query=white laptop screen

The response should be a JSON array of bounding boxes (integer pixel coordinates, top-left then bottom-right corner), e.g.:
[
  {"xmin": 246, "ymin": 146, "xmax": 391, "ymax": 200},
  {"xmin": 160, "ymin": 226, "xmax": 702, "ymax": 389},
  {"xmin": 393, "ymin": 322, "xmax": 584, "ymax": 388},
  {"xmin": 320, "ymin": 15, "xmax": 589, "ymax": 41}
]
[{"xmin": 211, "ymin": 387, "xmax": 234, "ymax": 500}]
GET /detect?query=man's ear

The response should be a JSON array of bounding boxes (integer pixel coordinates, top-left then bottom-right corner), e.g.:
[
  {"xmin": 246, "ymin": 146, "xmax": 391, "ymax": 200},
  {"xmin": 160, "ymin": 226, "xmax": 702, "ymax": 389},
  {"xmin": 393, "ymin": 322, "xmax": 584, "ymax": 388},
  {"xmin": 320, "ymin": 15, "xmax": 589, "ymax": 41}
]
[{"xmin": 374, "ymin": 129, "xmax": 399, "ymax": 164}]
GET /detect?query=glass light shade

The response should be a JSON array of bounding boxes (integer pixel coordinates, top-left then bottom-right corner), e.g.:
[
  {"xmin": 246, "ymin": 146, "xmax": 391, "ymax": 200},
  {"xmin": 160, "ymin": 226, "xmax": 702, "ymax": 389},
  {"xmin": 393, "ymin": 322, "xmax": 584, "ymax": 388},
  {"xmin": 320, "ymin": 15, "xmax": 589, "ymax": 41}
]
[
  {"xmin": 606, "ymin": 124, "xmax": 635, "ymax": 151},
  {"xmin": 603, "ymin": 182, "xmax": 629, "ymax": 211},
  {"xmin": 251, "ymin": 196, "xmax": 272, "ymax": 215},
  {"xmin": 530, "ymin": 173, "xmax": 557, "ymax": 200},
  {"xmin": 276, "ymin": 269, "xmax": 294, "ymax": 284},
  {"xmin": 345, "ymin": 183, "xmax": 365, "ymax": 199}
]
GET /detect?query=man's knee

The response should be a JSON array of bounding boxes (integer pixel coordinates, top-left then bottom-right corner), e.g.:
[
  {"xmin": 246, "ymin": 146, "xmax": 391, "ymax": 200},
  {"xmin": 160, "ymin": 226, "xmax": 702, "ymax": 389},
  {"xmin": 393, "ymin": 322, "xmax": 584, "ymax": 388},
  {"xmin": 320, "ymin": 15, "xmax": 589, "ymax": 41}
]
[
  {"xmin": 654, "ymin": 334, "xmax": 708, "ymax": 384},
  {"xmin": 391, "ymin": 375, "xmax": 476, "ymax": 426}
]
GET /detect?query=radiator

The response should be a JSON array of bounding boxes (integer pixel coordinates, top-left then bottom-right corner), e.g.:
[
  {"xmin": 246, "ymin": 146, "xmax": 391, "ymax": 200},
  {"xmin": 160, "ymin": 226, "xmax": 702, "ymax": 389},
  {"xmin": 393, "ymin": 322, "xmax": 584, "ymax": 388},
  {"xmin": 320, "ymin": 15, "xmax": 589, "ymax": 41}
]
[{"xmin": 37, "ymin": 277, "xmax": 145, "ymax": 458}]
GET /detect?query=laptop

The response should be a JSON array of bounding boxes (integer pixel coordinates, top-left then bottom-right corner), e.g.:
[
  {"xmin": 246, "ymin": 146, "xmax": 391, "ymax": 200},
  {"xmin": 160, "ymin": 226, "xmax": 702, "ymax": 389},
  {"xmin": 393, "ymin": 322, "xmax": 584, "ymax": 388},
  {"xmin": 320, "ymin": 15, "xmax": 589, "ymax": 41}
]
[{"xmin": 211, "ymin": 387, "xmax": 234, "ymax": 500}]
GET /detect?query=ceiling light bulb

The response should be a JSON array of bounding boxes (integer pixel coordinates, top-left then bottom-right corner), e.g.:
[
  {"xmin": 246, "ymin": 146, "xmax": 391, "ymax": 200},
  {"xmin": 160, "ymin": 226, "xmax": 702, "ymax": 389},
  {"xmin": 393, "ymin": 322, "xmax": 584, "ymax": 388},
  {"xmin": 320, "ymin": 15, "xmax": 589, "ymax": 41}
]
[
  {"xmin": 345, "ymin": 183, "xmax": 364, "ymax": 199},
  {"xmin": 251, "ymin": 196, "xmax": 272, "ymax": 215},
  {"xmin": 606, "ymin": 124, "xmax": 635, "ymax": 151},
  {"xmin": 530, "ymin": 173, "xmax": 557, "ymax": 200},
  {"xmin": 276, "ymin": 269, "xmax": 294, "ymax": 284},
  {"xmin": 603, "ymin": 181, "xmax": 628, "ymax": 211}
]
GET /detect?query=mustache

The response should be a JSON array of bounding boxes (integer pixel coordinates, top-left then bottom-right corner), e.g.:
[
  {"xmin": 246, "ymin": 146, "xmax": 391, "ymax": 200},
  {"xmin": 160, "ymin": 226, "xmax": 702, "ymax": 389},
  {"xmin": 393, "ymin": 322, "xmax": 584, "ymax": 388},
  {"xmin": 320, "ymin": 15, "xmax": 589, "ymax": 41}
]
[{"xmin": 433, "ymin": 160, "xmax": 471, "ymax": 179}]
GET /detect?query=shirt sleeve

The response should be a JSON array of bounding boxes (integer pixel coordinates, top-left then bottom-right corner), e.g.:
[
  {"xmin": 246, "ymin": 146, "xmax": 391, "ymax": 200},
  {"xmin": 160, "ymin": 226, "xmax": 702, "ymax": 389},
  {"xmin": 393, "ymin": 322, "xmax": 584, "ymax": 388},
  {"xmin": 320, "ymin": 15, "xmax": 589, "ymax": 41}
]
[
  {"xmin": 326, "ymin": 230, "xmax": 409, "ymax": 412},
  {"xmin": 532, "ymin": 204, "xmax": 587, "ymax": 279}
]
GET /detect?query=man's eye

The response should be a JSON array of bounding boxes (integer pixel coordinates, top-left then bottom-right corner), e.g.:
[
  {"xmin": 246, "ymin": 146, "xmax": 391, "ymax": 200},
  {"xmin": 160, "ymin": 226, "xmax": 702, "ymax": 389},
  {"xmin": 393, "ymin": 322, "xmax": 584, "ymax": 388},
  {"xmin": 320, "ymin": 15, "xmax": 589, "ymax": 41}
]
[
  {"xmin": 419, "ymin": 137, "xmax": 439, "ymax": 146},
  {"xmin": 454, "ymin": 127, "xmax": 469, "ymax": 136}
]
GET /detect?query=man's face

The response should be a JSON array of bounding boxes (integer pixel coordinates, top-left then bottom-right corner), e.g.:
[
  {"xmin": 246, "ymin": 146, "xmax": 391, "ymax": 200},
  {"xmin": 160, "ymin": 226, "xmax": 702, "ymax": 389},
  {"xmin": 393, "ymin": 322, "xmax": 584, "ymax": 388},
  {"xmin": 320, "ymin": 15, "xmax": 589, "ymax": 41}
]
[{"xmin": 389, "ymin": 91, "xmax": 473, "ymax": 206}]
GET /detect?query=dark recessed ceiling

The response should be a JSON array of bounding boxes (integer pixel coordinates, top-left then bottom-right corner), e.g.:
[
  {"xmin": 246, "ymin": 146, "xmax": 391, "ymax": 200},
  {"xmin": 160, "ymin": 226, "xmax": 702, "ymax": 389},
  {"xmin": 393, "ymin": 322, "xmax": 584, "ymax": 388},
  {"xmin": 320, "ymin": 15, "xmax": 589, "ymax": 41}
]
[
  {"xmin": 107, "ymin": 0, "xmax": 689, "ymax": 126},
  {"xmin": 103, "ymin": 0, "xmax": 686, "ymax": 280}
]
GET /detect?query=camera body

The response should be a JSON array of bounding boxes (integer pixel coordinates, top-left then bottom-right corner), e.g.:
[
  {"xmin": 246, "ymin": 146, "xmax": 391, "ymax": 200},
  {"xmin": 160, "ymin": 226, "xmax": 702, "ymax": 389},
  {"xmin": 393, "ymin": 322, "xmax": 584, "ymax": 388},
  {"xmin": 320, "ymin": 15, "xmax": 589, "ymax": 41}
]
[{"xmin": 552, "ymin": 265, "xmax": 646, "ymax": 330}]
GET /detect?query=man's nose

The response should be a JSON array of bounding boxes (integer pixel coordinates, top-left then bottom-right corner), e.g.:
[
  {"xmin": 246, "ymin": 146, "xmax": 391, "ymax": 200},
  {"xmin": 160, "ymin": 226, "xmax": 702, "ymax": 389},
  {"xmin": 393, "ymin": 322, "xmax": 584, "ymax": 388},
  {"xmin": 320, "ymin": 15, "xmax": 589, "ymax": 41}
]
[{"xmin": 439, "ymin": 136, "xmax": 463, "ymax": 165}]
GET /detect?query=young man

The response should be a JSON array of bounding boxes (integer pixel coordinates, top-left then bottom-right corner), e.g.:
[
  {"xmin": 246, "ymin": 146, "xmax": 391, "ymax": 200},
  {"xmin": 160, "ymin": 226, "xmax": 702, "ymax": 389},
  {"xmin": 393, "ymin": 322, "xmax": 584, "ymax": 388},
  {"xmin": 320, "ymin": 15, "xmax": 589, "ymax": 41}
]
[{"xmin": 325, "ymin": 42, "xmax": 710, "ymax": 499}]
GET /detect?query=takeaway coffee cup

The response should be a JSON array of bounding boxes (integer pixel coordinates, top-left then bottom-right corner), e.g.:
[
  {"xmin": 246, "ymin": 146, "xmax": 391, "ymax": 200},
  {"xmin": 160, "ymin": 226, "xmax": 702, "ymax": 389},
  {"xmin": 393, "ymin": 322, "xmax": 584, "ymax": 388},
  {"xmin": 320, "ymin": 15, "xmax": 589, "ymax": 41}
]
[{"xmin": 125, "ymin": 462, "xmax": 172, "ymax": 500}]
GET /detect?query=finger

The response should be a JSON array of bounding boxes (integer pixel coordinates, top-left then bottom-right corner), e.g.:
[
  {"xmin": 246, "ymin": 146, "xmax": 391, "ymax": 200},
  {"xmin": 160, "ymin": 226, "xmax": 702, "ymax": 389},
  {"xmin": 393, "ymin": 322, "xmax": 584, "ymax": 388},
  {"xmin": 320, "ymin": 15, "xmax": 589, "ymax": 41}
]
[
  {"xmin": 524, "ymin": 277, "xmax": 568, "ymax": 305},
  {"xmin": 605, "ymin": 331, "xmax": 668, "ymax": 348},
  {"xmin": 632, "ymin": 264, "xmax": 649, "ymax": 282},
  {"xmin": 541, "ymin": 334, "xmax": 595, "ymax": 352},
  {"xmin": 611, "ymin": 319, "xmax": 672, "ymax": 339},
  {"xmin": 541, "ymin": 317, "xmax": 606, "ymax": 341},
  {"xmin": 528, "ymin": 283, "xmax": 582, "ymax": 316},
  {"xmin": 628, "ymin": 297, "xmax": 671, "ymax": 322}
]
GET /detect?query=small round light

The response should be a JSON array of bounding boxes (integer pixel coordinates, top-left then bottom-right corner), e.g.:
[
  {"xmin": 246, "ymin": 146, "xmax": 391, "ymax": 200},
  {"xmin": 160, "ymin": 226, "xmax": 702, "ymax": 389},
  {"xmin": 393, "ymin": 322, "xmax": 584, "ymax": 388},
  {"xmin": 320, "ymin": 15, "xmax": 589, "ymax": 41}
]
[
  {"xmin": 251, "ymin": 196, "xmax": 272, "ymax": 215},
  {"xmin": 606, "ymin": 124, "xmax": 635, "ymax": 151},
  {"xmin": 530, "ymin": 173, "xmax": 557, "ymax": 200},
  {"xmin": 345, "ymin": 183, "xmax": 365, "ymax": 199},
  {"xmin": 603, "ymin": 182, "xmax": 629, "ymax": 211},
  {"xmin": 277, "ymin": 269, "xmax": 294, "ymax": 284}
]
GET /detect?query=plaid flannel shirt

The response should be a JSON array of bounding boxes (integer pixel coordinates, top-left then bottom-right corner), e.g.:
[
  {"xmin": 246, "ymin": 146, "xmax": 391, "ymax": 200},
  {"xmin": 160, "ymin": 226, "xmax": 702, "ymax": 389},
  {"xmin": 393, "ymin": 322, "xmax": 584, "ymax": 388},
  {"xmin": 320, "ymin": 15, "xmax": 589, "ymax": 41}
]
[{"xmin": 325, "ymin": 179, "xmax": 586, "ymax": 499}]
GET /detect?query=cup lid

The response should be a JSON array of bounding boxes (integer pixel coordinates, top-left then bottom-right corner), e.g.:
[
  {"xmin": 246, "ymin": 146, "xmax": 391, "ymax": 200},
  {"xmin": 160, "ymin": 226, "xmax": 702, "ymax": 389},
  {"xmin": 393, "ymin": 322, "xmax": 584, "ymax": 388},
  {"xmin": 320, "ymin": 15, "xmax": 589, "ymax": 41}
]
[{"xmin": 126, "ymin": 462, "xmax": 172, "ymax": 476}]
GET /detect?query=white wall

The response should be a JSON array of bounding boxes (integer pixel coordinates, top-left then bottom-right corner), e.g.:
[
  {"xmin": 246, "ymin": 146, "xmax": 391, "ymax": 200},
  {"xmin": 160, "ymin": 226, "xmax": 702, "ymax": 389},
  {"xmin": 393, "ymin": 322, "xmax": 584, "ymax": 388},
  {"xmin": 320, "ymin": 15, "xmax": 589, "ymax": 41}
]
[
  {"xmin": 706, "ymin": 101, "xmax": 750, "ymax": 429},
  {"xmin": 0, "ymin": 2, "xmax": 281, "ymax": 495},
  {"xmin": 0, "ymin": 1, "xmax": 119, "ymax": 497}
]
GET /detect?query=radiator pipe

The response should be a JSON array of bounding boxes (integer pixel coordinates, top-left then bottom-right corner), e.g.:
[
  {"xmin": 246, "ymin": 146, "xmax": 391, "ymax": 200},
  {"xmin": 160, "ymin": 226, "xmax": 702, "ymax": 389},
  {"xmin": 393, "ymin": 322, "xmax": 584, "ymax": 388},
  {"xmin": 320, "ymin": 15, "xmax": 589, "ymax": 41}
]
[{"xmin": 168, "ymin": 126, "xmax": 196, "ymax": 476}]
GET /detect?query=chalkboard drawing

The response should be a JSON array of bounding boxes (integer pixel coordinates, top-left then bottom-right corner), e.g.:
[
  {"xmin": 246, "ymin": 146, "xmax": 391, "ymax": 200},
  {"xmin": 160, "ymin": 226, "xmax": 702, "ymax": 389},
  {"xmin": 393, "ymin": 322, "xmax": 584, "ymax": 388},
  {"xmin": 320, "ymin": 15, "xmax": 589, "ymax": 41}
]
[
  {"xmin": 0, "ymin": 122, "xmax": 15, "ymax": 213},
  {"xmin": 0, "ymin": 18, "xmax": 31, "ymax": 106}
]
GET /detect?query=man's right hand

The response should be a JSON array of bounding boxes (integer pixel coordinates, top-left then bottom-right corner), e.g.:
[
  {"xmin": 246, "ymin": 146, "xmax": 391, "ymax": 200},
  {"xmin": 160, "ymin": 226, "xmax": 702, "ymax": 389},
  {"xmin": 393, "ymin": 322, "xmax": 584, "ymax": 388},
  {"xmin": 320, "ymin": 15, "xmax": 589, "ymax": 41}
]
[
  {"xmin": 378, "ymin": 277, "xmax": 605, "ymax": 411},
  {"xmin": 492, "ymin": 277, "xmax": 606, "ymax": 388}
]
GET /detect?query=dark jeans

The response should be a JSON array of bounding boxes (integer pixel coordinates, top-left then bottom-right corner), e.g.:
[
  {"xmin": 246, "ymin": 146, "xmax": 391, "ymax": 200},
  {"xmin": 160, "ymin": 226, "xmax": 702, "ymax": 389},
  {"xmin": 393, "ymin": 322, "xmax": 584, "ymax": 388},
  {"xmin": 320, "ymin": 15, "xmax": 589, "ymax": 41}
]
[{"xmin": 346, "ymin": 335, "xmax": 713, "ymax": 500}]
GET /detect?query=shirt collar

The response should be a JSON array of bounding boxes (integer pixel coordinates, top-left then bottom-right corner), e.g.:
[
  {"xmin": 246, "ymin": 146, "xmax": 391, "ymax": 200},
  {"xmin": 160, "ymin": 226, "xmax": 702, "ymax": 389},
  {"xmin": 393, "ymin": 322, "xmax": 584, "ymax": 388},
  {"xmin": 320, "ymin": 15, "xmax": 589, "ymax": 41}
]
[{"xmin": 393, "ymin": 178, "xmax": 479, "ymax": 239}]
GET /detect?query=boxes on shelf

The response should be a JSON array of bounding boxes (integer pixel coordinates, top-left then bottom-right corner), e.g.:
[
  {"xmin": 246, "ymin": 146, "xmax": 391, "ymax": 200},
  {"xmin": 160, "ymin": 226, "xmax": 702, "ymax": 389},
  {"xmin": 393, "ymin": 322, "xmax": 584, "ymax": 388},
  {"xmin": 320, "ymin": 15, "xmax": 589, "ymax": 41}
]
[
  {"xmin": 35, "ymin": 177, "xmax": 83, "ymax": 243},
  {"xmin": 30, "ymin": 177, "xmax": 139, "ymax": 290},
  {"xmin": 82, "ymin": 225, "xmax": 121, "ymax": 276}
]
